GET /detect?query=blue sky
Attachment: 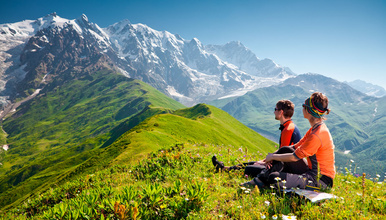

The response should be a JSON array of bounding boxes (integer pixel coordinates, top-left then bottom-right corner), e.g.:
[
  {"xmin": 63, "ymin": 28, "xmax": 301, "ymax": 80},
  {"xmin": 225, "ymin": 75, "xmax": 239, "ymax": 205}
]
[{"xmin": 1, "ymin": 0, "xmax": 385, "ymax": 88}]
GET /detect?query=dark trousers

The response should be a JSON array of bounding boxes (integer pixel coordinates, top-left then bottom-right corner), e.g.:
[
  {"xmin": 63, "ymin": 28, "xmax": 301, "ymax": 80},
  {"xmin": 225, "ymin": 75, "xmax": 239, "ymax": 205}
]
[
  {"xmin": 231, "ymin": 146, "xmax": 308, "ymax": 178},
  {"xmin": 229, "ymin": 162, "xmax": 265, "ymax": 178},
  {"xmin": 257, "ymin": 147, "xmax": 332, "ymax": 189}
]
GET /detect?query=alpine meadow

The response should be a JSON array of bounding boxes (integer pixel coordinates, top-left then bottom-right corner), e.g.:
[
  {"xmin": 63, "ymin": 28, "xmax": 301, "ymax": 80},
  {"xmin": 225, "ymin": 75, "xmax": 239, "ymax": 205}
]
[{"xmin": 0, "ymin": 11, "xmax": 385, "ymax": 219}]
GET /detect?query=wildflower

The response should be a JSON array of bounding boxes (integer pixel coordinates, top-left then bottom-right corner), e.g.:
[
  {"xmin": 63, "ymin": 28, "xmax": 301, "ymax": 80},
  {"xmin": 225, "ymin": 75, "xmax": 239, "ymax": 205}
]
[
  {"xmin": 264, "ymin": 201, "xmax": 270, "ymax": 206},
  {"xmin": 261, "ymin": 214, "xmax": 266, "ymax": 219},
  {"xmin": 237, "ymin": 206, "xmax": 242, "ymax": 208},
  {"xmin": 185, "ymin": 198, "xmax": 189, "ymax": 201},
  {"xmin": 238, "ymin": 148, "xmax": 243, "ymax": 152},
  {"xmin": 282, "ymin": 214, "xmax": 297, "ymax": 220},
  {"xmin": 274, "ymin": 177, "xmax": 281, "ymax": 182},
  {"xmin": 283, "ymin": 186, "xmax": 287, "ymax": 190},
  {"xmin": 376, "ymin": 174, "xmax": 381, "ymax": 178},
  {"xmin": 308, "ymin": 180, "xmax": 313, "ymax": 184},
  {"xmin": 350, "ymin": 159, "xmax": 354, "ymax": 163},
  {"xmin": 272, "ymin": 214, "xmax": 278, "ymax": 219},
  {"xmin": 240, "ymin": 187, "xmax": 247, "ymax": 190},
  {"xmin": 282, "ymin": 180, "xmax": 287, "ymax": 184},
  {"xmin": 219, "ymin": 215, "xmax": 223, "ymax": 218},
  {"xmin": 270, "ymin": 185, "xmax": 275, "ymax": 189},
  {"xmin": 245, "ymin": 174, "xmax": 249, "ymax": 178}
]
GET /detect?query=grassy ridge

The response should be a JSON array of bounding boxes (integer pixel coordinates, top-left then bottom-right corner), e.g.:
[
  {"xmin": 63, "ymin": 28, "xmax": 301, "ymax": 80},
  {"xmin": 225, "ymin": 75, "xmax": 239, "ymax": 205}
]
[
  {"xmin": 0, "ymin": 103, "xmax": 276, "ymax": 210},
  {"xmin": 104, "ymin": 104, "xmax": 277, "ymax": 166},
  {"xmin": 0, "ymin": 69, "xmax": 185, "ymax": 208},
  {"xmin": 1, "ymin": 143, "xmax": 384, "ymax": 219}
]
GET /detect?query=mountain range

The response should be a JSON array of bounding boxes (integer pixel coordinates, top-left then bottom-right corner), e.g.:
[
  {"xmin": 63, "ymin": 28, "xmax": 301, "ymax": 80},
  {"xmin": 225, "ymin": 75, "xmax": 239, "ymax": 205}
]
[
  {"xmin": 0, "ymin": 12, "xmax": 385, "ymax": 210},
  {"xmin": 0, "ymin": 13, "xmax": 296, "ymax": 108},
  {"xmin": 344, "ymin": 80, "xmax": 386, "ymax": 98}
]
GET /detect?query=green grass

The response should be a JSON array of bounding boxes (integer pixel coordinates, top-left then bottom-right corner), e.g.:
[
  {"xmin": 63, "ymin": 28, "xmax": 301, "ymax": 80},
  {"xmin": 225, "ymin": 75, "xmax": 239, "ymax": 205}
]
[
  {"xmin": 0, "ymin": 102, "xmax": 275, "ymax": 210},
  {"xmin": 1, "ymin": 143, "xmax": 384, "ymax": 219},
  {"xmin": 0, "ymin": 69, "xmax": 185, "ymax": 208}
]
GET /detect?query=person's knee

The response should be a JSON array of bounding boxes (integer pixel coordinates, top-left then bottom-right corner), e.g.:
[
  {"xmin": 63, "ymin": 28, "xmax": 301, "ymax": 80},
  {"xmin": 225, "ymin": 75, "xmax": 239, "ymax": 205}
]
[
  {"xmin": 267, "ymin": 172, "xmax": 281, "ymax": 184},
  {"xmin": 276, "ymin": 146, "xmax": 294, "ymax": 154}
]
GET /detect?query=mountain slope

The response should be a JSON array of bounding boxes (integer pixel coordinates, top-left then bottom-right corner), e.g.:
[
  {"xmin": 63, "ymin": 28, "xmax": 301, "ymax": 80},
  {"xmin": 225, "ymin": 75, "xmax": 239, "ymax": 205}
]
[
  {"xmin": 1, "ymin": 13, "xmax": 295, "ymax": 107},
  {"xmin": 0, "ymin": 69, "xmax": 185, "ymax": 208},
  {"xmin": 211, "ymin": 73, "xmax": 383, "ymax": 177},
  {"xmin": 1, "ymin": 103, "xmax": 276, "ymax": 210},
  {"xmin": 345, "ymin": 80, "xmax": 386, "ymax": 98}
]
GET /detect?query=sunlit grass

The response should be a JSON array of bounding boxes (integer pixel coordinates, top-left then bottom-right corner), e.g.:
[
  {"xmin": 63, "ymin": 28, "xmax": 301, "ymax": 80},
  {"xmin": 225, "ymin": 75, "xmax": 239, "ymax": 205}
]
[{"xmin": 1, "ymin": 143, "xmax": 384, "ymax": 219}]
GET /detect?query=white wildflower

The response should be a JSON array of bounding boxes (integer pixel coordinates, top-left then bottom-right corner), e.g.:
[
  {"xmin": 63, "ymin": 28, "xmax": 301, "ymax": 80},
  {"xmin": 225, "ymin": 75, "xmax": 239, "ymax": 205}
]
[{"xmin": 282, "ymin": 214, "xmax": 297, "ymax": 220}]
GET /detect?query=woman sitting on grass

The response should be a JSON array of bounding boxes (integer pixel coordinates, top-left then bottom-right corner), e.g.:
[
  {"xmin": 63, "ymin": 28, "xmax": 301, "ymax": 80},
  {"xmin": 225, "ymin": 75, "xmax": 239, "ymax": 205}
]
[{"xmin": 241, "ymin": 92, "xmax": 335, "ymax": 190}]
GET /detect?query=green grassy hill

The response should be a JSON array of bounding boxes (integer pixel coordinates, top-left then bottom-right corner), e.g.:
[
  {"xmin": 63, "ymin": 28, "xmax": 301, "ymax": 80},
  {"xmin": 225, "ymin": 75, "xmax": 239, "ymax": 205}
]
[
  {"xmin": 99, "ymin": 104, "xmax": 276, "ymax": 167},
  {"xmin": 0, "ymin": 93, "xmax": 276, "ymax": 210},
  {"xmin": 1, "ymin": 142, "xmax": 384, "ymax": 219},
  {"xmin": 0, "ymin": 69, "xmax": 185, "ymax": 208}
]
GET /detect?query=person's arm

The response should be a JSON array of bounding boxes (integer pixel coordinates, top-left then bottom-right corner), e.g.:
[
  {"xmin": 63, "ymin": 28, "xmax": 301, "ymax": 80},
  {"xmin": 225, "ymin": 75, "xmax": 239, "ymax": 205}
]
[{"xmin": 264, "ymin": 152, "xmax": 298, "ymax": 163}]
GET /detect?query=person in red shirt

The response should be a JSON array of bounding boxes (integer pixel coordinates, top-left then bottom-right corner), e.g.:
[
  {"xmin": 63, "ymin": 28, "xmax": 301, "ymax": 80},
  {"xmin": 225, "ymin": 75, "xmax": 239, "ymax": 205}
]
[
  {"xmin": 241, "ymin": 92, "xmax": 335, "ymax": 190},
  {"xmin": 212, "ymin": 100, "xmax": 303, "ymax": 177}
]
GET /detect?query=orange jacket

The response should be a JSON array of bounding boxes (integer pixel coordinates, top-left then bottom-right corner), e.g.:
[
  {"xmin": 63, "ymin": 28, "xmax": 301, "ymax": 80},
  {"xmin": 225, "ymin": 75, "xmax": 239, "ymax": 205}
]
[{"xmin": 294, "ymin": 123, "xmax": 336, "ymax": 179}]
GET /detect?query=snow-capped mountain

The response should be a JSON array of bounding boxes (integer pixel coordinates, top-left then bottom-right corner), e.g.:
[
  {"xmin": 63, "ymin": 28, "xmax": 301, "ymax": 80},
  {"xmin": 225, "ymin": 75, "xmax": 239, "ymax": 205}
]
[
  {"xmin": 344, "ymin": 80, "xmax": 386, "ymax": 98},
  {"xmin": 205, "ymin": 41, "xmax": 295, "ymax": 78},
  {"xmin": 0, "ymin": 13, "xmax": 295, "ymax": 107}
]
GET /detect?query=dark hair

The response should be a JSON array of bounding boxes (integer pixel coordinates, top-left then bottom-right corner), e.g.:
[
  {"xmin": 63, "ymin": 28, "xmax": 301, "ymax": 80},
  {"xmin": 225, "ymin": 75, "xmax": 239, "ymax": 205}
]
[
  {"xmin": 303, "ymin": 92, "xmax": 330, "ymax": 119},
  {"xmin": 276, "ymin": 100, "xmax": 295, "ymax": 118}
]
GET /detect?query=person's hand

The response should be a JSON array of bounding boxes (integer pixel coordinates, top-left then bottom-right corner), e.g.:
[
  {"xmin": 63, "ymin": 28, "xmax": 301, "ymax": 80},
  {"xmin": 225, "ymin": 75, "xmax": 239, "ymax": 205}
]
[
  {"xmin": 253, "ymin": 160, "xmax": 265, "ymax": 165},
  {"xmin": 265, "ymin": 153, "xmax": 275, "ymax": 163},
  {"xmin": 263, "ymin": 153, "xmax": 275, "ymax": 169},
  {"xmin": 264, "ymin": 160, "xmax": 272, "ymax": 169}
]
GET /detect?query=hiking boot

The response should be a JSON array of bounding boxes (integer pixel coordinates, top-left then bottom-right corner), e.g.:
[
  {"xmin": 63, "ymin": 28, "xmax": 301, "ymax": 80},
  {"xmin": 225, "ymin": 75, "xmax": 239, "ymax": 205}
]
[
  {"xmin": 240, "ymin": 177, "xmax": 265, "ymax": 189},
  {"xmin": 211, "ymin": 155, "xmax": 224, "ymax": 172}
]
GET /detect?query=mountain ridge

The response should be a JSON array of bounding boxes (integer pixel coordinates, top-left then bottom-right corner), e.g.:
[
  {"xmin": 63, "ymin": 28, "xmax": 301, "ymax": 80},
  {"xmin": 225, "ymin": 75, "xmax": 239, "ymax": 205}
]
[{"xmin": 1, "ymin": 13, "xmax": 295, "ymax": 107}]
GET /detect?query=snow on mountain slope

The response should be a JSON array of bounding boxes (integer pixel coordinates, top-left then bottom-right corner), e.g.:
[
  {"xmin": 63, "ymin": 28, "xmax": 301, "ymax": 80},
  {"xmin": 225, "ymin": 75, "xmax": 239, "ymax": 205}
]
[
  {"xmin": 345, "ymin": 80, "xmax": 386, "ymax": 98},
  {"xmin": 205, "ymin": 41, "xmax": 295, "ymax": 78},
  {"xmin": 103, "ymin": 21, "xmax": 295, "ymax": 105},
  {"xmin": 1, "ymin": 13, "xmax": 296, "ymax": 107}
]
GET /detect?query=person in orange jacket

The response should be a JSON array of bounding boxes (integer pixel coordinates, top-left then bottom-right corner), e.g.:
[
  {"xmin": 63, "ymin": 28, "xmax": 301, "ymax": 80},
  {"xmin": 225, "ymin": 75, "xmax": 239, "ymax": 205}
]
[
  {"xmin": 212, "ymin": 100, "xmax": 303, "ymax": 177},
  {"xmin": 241, "ymin": 92, "xmax": 335, "ymax": 190}
]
